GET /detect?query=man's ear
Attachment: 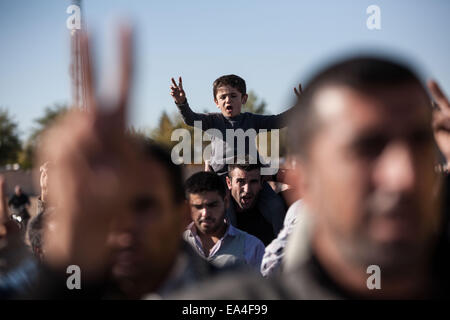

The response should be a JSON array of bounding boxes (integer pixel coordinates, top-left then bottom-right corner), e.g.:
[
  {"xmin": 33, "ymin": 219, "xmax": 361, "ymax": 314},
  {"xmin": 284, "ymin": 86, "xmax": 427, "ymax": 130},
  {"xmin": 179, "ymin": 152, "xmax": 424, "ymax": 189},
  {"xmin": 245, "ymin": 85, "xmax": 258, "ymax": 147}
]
[
  {"xmin": 241, "ymin": 94, "xmax": 248, "ymax": 105},
  {"xmin": 225, "ymin": 175, "xmax": 232, "ymax": 190},
  {"xmin": 214, "ymin": 98, "xmax": 220, "ymax": 108}
]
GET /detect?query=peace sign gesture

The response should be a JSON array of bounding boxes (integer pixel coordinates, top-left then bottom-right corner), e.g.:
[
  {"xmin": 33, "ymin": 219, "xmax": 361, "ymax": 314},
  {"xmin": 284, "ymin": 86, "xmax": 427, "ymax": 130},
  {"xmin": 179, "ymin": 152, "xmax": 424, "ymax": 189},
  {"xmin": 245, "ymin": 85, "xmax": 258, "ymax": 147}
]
[
  {"xmin": 170, "ymin": 76, "xmax": 187, "ymax": 104},
  {"xmin": 37, "ymin": 26, "xmax": 144, "ymax": 276},
  {"xmin": 293, "ymin": 83, "xmax": 303, "ymax": 99}
]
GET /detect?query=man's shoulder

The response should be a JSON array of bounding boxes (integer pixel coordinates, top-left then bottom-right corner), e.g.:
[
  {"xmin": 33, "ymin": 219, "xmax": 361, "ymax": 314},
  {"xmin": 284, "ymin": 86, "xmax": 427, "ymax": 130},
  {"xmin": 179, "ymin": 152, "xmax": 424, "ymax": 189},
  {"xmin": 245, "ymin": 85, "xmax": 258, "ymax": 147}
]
[{"xmin": 229, "ymin": 225, "xmax": 264, "ymax": 247}]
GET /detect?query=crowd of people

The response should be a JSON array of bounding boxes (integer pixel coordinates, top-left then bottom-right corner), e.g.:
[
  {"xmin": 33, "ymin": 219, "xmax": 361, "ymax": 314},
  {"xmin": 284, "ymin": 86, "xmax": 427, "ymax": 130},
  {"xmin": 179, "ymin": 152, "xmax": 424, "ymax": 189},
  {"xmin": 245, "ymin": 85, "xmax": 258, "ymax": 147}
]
[{"xmin": 1, "ymin": 27, "xmax": 449, "ymax": 299}]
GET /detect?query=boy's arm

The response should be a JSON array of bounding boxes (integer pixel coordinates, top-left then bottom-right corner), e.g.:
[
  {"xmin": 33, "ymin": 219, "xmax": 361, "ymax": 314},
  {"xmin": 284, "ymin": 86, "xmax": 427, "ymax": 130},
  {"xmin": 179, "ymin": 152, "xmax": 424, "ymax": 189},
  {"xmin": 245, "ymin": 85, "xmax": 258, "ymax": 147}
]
[
  {"xmin": 170, "ymin": 77, "xmax": 214, "ymax": 129},
  {"xmin": 252, "ymin": 84, "xmax": 302, "ymax": 130}
]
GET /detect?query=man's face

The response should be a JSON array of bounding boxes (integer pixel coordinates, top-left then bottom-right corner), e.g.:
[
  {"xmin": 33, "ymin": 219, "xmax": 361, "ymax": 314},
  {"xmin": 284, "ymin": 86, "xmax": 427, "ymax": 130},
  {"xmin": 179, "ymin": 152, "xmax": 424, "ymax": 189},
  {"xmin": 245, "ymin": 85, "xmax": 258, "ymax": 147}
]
[
  {"xmin": 188, "ymin": 191, "xmax": 226, "ymax": 236},
  {"xmin": 108, "ymin": 160, "xmax": 186, "ymax": 283},
  {"xmin": 226, "ymin": 168, "xmax": 262, "ymax": 211},
  {"xmin": 298, "ymin": 84, "xmax": 439, "ymax": 270},
  {"xmin": 214, "ymin": 85, "xmax": 247, "ymax": 118},
  {"xmin": 14, "ymin": 186, "xmax": 21, "ymax": 195}
]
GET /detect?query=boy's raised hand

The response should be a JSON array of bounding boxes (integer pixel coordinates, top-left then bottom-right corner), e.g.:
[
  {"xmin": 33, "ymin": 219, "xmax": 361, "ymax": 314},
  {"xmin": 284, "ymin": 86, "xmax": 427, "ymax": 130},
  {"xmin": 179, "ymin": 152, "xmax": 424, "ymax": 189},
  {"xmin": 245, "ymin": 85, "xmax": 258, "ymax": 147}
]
[
  {"xmin": 294, "ymin": 83, "xmax": 303, "ymax": 99},
  {"xmin": 170, "ymin": 77, "xmax": 187, "ymax": 104}
]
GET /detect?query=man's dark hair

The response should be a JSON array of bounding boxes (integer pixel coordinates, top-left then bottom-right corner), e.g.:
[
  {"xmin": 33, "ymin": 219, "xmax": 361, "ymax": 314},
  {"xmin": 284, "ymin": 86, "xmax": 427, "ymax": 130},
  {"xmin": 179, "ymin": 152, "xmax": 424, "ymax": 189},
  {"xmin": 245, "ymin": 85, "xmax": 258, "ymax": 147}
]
[
  {"xmin": 227, "ymin": 155, "xmax": 262, "ymax": 178},
  {"xmin": 213, "ymin": 74, "xmax": 247, "ymax": 99},
  {"xmin": 136, "ymin": 138, "xmax": 185, "ymax": 204},
  {"xmin": 185, "ymin": 171, "xmax": 227, "ymax": 199},
  {"xmin": 288, "ymin": 56, "xmax": 431, "ymax": 158}
]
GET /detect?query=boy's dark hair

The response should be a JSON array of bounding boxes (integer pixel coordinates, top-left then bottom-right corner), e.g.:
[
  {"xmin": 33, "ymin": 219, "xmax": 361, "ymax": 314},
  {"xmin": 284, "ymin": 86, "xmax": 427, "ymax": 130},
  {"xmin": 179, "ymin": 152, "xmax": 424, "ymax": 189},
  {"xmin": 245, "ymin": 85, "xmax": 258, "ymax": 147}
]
[
  {"xmin": 227, "ymin": 155, "xmax": 262, "ymax": 178},
  {"xmin": 288, "ymin": 56, "xmax": 430, "ymax": 158},
  {"xmin": 213, "ymin": 74, "xmax": 247, "ymax": 99},
  {"xmin": 185, "ymin": 171, "xmax": 227, "ymax": 200},
  {"xmin": 135, "ymin": 137, "xmax": 185, "ymax": 204}
]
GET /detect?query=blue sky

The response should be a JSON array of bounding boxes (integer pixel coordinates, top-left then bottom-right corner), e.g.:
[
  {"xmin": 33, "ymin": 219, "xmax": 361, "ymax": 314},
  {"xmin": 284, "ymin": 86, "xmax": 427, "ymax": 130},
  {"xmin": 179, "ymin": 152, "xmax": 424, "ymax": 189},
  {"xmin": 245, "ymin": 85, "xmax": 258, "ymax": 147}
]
[{"xmin": 1, "ymin": 0, "xmax": 449, "ymax": 139}]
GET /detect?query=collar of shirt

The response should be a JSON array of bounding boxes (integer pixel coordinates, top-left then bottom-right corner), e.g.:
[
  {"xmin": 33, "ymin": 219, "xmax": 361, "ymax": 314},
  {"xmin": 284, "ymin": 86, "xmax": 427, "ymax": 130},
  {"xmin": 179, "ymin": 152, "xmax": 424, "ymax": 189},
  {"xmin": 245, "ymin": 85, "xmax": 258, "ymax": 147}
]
[
  {"xmin": 186, "ymin": 221, "xmax": 237, "ymax": 258},
  {"xmin": 223, "ymin": 113, "xmax": 244, "ymax": 122}
]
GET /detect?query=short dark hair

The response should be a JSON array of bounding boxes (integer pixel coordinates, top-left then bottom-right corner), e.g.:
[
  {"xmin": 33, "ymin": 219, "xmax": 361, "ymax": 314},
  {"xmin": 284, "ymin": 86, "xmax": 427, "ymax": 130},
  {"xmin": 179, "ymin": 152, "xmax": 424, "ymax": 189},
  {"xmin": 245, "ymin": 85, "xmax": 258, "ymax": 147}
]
[
  {"xmin": 213, "ymin": 74, "xmax": 247, "ymax": 99},
  {"xmin": 136, "ymin": 138, "xmax": 185, "ymax": 204},
  {"xmin": 227, "ymin": 155, "xmax": 262, "ymax": 178},
  {"xmin": 288, "ymin": 56, "xmax": 430, "ymax": 158},
  {"xmin": 185, "ymin": 171, "xmax": 227, "ymax": 200}
]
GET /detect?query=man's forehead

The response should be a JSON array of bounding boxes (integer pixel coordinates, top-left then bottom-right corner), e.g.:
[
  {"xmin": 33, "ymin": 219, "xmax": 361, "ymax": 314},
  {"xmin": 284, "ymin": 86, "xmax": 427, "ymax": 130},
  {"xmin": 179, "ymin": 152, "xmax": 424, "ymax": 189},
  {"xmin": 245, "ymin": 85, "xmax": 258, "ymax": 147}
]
[
  {"xmin": 231, "ymin": 168, "xmax": 260, "ymax": 179},
  {"xmin": 216, "ymin": 86, "xmax": 240, "ymax": 94},
  {"xmin": 313, "ymin": 85, "xmax": 431, "ymax": 135},
  {"xmin": 189, "ymin": 191, "xmax": 221, "ymax": 203}
]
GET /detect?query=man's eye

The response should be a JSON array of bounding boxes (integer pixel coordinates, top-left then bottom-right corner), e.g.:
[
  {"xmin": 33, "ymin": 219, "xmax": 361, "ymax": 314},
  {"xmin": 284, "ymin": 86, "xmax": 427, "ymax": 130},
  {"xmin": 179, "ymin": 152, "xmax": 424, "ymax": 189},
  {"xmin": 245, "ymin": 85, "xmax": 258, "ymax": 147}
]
[
  {"xmin": 409, "ymin": 130, "xmax": 433, "ymax": 146},
  {"xmin": 354, "ymin": 142, "xmax": 385, "ymax": 158}
]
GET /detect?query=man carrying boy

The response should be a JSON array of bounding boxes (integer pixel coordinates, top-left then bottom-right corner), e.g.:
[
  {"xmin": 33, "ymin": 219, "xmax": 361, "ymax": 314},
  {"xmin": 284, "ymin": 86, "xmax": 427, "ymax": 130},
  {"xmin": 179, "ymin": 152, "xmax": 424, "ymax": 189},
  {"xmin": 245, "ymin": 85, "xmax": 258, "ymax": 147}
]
[
  {"xmin": 170, "ymin": 75, "xmax": 299, "ymax": 175},
  {"xmin": 183, "ymin": 171, "xmax": 265, "ymax": 270},
  {"xmin": 170, "ymin": 75, "xmax": 296, "ymax": 235}
]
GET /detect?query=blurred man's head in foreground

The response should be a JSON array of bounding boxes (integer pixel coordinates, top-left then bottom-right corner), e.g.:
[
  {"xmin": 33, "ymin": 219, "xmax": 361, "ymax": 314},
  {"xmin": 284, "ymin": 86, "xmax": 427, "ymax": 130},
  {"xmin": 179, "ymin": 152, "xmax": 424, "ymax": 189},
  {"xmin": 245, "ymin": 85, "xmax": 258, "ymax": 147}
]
[
  {"xmin": 288, "ymin": 56, "xmax": 441, "ymax": 274},
  {"xmin": 107, "ymin": 140, "xmax": 189, "ymax": 295}
]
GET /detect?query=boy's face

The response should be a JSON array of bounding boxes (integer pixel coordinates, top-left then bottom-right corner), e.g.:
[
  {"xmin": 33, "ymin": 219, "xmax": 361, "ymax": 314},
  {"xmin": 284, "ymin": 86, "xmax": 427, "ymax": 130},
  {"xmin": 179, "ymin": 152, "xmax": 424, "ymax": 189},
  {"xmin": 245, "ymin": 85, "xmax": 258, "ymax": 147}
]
[{"xmin": 214, "ymin": 85, "xmax": 248, "ymax": 117}]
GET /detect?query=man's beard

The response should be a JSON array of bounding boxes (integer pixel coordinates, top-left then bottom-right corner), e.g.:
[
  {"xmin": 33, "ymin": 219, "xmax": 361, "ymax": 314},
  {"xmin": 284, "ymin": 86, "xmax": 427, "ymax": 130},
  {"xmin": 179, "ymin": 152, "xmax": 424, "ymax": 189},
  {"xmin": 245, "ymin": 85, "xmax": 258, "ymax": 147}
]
[
  {"xmin": 198, "ymin": 215, "xmax": 225, "ymax": 235},
  {"xmin": 335, "ymin": 191, "xmax": 437, "ymax": 275}
]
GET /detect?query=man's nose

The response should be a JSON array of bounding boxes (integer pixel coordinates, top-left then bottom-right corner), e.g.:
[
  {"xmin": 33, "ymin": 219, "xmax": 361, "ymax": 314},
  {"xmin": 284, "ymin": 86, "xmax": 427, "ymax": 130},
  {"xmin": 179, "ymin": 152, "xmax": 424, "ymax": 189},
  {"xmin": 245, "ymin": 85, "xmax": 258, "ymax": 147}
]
[
  {"xmin": 108, "ymin": 231, "xmax": 134, "ymax": 248},
  {"xmin": 373, "ymin": 141, "xmax": 416, "ymax": 193},
  {"xmin": 200, "ymin": 206, "xmax": 209, "ymax": 217},
  {"xmin": 242, "ymin": 183, "xmax": 249, "ymax": 193}
]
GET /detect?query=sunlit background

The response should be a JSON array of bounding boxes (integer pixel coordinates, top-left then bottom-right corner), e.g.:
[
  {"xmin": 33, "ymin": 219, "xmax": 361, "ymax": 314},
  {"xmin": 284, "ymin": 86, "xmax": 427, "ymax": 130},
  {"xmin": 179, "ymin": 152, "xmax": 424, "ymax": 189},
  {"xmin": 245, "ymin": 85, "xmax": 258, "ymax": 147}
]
[{"xmin": 1, "ymin": 0, "xmax": 449, "ymax": 142}]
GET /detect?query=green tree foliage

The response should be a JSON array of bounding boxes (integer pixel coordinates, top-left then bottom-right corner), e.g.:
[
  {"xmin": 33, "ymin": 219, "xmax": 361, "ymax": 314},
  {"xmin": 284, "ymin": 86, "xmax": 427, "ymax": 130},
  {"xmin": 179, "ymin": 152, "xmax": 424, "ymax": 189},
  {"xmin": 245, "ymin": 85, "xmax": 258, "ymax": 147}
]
[
  {"xmin": 18, "ymin": 104, "xmax": 68, "ymax": 169},
  {"xmin": 242, "ymin": 90, "xmax": 267, "ymax": 114},
  {"xmin": 30, "ymin": 104, "xmax": 68, "ymax": 143},
  {"xmin": 0, "ymin": 108, "xmax": 21, "ymax": 166}
]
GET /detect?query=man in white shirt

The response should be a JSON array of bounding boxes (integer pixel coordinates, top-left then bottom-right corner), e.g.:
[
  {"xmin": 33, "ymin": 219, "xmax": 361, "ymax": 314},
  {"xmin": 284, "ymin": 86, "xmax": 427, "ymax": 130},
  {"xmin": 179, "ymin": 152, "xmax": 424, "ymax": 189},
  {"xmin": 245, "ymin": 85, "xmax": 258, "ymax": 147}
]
[{"xmin": 183, "ymin": 171, "xmax": 265, "ymax": 270}]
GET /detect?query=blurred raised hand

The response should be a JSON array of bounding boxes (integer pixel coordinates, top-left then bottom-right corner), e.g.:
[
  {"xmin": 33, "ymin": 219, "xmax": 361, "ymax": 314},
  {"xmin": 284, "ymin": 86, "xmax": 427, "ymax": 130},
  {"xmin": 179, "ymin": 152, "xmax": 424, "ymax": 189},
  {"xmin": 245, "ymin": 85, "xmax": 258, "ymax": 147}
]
[
  {"xmin": 39, "ymin": 162, "xmax": 50, "ymax": 203},
  {"xmin": 37, "ymin": 26, "xmax": 145, "ymax": 278},
  {"xmin": 293, "ymin": 83, "xmax": 303, "ymax": 99},
  {"xmin": 428, "ymin": 80, "xmax": 450, "ymax": 165}
]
